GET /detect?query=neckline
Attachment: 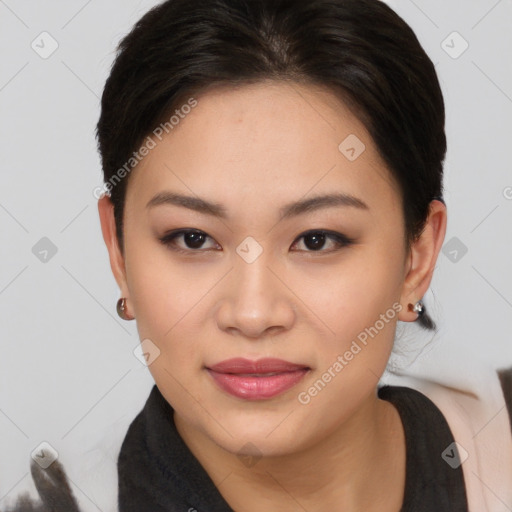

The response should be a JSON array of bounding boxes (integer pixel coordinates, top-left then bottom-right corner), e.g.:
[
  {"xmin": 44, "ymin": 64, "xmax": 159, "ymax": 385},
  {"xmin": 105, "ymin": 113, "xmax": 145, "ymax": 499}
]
[
  {"xmin": 378, "ymin": 384, "xmax": 468, "ymax": 512},
  {"xmin": 118, "ymin": 383, "xmax": 468, "ymax": 511}
]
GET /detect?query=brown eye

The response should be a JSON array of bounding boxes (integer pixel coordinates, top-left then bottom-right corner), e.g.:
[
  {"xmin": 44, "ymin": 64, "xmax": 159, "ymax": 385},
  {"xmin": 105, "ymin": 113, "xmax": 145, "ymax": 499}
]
[
  {"xmin": 159, "ymin": 228, "xmax": 354, "ymax": 255},
  {"xmin": 159, "ymin": 229, "xmax": 220, "ymax": 253},
  {"xmin": 291, "ymin": 230, "xmax": 354, "ymax": 253}
]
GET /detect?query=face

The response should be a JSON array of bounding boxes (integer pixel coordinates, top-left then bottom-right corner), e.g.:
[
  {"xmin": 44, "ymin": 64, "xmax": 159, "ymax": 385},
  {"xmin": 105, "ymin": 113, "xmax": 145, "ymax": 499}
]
[{"xmin": 103, "ymin": 81, "xmax": 417, "ymax": 458}]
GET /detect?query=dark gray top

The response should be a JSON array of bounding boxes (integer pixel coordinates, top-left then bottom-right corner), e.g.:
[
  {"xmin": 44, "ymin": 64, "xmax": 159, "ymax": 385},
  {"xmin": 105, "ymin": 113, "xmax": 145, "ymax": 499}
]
[
  {"xmin": 116, "ymin": 370, "xmax": 512, "ymax": 512},
  {"xmin": 6, "ymin": 368, "xmax": 512, "ymax": 512}
]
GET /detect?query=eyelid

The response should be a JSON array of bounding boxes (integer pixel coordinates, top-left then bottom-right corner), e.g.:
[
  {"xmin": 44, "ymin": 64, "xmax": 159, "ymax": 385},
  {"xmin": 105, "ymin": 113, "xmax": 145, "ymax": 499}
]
[
  {"xmin": 158, "ymin": 228, "xmax": 355, "ymax": 254},
  {"xmin": 291, "ymin": 229, "xmax": 355, "ymax": 252},
  {"xmin": 159, "ymin": 229, "xmax": 220, "ymax": 254}
]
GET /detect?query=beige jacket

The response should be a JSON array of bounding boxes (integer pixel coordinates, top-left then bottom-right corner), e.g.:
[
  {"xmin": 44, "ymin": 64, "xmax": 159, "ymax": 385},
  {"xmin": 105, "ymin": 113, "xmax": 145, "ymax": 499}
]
[{"xmin": 382, "ymin": 345, "xmax": 512, "ymax": 512}]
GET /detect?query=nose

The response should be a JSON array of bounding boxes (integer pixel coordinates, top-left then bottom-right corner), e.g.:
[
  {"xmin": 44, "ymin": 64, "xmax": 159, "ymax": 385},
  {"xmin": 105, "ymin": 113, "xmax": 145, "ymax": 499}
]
[{"xmin": 214, "ymin": 252, "xmax": 296, "ymax": 340}]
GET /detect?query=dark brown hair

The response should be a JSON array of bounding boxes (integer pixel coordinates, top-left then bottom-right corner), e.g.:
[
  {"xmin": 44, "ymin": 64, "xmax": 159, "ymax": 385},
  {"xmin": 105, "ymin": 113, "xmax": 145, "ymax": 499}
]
[{"xmin": 95, "ymin": 0, "xmax": 446, "ymax": 330}]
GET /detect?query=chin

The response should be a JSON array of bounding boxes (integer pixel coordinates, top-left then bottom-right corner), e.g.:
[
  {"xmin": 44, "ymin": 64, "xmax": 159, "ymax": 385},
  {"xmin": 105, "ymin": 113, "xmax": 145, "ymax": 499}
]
[
  {"xmin": 217, "ymin": 430, "xmax": 304, "ymax": 461},
  {"xmin": 200, "ymin": 406, "xmax": 318, "ymax": 457}
]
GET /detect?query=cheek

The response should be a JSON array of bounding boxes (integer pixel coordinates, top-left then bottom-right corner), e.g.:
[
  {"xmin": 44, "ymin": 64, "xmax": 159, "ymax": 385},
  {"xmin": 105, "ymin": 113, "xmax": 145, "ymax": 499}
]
[
  {"xmin": 290, "ymin": 245, "xmax": 405, "ymax": 413},
  {"xmin": 125, "ymin": 251, "xmax": 210, "ymax": 407},
  {"xmin": 291, "ymin": 263, "xmax": 402, "ymax": 438},
  {"xmin": 298, "ymin": 246, "xmax": 404, "ymax": 343},
  {"xmin": 123, "ymin": 234, "xmax": 205, "ymax": 356}
]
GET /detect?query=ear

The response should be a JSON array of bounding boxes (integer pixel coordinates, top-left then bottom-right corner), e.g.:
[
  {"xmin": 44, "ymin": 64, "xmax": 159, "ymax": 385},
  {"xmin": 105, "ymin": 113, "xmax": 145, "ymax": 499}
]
[
  {"xmin": 398, "ymin": 199, "xmax": 447, "ymax": 322},
  {"xmin": 97, "ymin": 195, "xmax": 131, "ymax": 310}
]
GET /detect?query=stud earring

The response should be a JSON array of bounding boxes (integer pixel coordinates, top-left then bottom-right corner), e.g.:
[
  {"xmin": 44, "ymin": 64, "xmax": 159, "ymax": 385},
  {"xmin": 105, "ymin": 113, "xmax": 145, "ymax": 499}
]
[
  {"xmin": 413, "ymin": 301, "xmax": 424, "ymax": 316},
  {"xmin": 117, "ymin": 298, "xmax": 134, "ymax": 320},
  {"xmin": 408, "ymin": 300, "xmax": 424, "ymax": 318},
  {"xmin": 407, "ymin": 299, "xmax": 435, "ymax": 330}
]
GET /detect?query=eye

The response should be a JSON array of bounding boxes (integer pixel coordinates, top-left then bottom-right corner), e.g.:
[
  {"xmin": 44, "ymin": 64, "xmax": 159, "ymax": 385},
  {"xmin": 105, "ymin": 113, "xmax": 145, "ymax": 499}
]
[
  {"xmin": 159, "ymin": 229, "xmax": 354, "ymax": 255},
  {"xmin": 159, "ymin": 229, "xmax": 220, "ymax": 253},
  {"xmin": 290, "ymin": 230, "xmax": 354, "ymax": 253}
]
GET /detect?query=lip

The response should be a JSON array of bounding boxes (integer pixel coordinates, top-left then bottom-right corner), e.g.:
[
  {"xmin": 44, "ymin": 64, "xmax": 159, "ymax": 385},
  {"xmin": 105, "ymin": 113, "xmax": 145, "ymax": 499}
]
[{"xmin": 206, "ymin": 358, "xmax": 310, "ymax": 400}]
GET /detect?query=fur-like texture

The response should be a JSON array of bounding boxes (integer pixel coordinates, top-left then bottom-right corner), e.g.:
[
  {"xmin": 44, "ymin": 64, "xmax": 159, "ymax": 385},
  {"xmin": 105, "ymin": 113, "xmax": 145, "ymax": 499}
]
[{"xmin": 1, "ymin": 459, "xmax": 81, "ymax": 512}]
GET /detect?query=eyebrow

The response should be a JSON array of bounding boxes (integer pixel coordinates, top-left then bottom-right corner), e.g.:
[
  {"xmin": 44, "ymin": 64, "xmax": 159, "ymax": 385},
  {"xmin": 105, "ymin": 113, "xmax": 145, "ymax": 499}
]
[{"xmin": 146, "ymin": 191, "xmax": 369, "ymax": 220}]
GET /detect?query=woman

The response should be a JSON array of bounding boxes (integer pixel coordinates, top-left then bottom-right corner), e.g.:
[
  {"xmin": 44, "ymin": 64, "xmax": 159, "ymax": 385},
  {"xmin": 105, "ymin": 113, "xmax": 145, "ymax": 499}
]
[{"xmin": 4, "ymin": 0, "xmax": 512, "ymax": 511}]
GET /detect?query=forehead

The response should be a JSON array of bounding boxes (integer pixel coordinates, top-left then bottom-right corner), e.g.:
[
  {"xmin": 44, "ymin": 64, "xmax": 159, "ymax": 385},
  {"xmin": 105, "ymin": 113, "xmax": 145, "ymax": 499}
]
[{"xmin": 126, "ymin": 81, "xmax": 399, "ymax": 217}]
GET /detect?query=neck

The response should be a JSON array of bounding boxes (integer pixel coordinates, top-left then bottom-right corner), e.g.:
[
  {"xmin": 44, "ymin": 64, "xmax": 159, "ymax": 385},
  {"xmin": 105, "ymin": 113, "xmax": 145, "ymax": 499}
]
[{"xmin": 174, "ymin": 393, "xmax": 406, "ymax": 512}]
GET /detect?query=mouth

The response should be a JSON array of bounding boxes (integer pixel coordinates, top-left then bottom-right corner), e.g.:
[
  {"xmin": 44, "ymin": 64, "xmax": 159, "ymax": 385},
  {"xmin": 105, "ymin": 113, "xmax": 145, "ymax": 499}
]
[{"xmin": 206, "ymin": 358, "xmax": 311, "ymax": 400}]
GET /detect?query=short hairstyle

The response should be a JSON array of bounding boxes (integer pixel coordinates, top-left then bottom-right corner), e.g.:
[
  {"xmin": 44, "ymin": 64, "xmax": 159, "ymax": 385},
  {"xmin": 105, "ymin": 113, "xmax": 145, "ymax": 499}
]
[{"xmin": 96, "ymin": 0, "xmax": 446, "ymax": 330}]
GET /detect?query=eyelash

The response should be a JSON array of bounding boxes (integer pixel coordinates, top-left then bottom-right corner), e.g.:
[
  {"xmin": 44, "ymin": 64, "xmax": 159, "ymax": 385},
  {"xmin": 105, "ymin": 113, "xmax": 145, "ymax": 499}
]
[{"xmin": 158, "ymin": 229, "xmax": 355, "ymax": 255}]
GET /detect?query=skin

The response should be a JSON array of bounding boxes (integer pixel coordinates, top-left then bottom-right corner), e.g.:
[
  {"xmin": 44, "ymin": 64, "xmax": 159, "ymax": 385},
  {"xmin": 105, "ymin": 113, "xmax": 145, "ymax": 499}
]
[{"xmin": 98, "ymin": 80, "xmax": 447, "ymax": 511}]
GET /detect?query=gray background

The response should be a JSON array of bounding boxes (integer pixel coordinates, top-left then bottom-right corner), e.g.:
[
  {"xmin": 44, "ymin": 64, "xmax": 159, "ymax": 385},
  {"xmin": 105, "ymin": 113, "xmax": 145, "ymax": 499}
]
[{"xmin": 1, "ymin": 0, "xmax": 511, "ymax": 509}]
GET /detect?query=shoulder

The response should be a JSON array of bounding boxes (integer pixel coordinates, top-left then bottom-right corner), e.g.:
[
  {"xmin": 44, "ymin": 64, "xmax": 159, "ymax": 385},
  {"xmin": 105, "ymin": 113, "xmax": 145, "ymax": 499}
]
[
  {"xmin": 384, "ymin": 364, "xmax": 512, "ymax": 512},
  {"xmin": 427, "ymin": 366, "xmax": 512, "ymax": 512}
]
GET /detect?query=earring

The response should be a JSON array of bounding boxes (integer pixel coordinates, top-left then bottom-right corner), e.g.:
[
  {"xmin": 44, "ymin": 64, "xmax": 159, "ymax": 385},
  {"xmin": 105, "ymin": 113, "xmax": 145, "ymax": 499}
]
[
  {"xmin": 408, "ymin": 299, "xmax": 435, "ymax": 330},
  {"xmin": 412, "ymin": 301, "xmax": 424, "ymax": 316},
  {"xmin": 117, "ymin": 298, "xmax": 133, "ymax": 321},
  {"xmin": 408, "ymin": 300, "xmax": 424, "ymax": 317}
]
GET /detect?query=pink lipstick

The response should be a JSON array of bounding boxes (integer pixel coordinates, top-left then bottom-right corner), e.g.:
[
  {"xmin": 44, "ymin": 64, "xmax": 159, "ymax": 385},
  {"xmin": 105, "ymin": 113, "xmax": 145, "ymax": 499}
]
[{"xmin": 206, "ymin": 358, "xmax": 310, "ymax": 400}]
